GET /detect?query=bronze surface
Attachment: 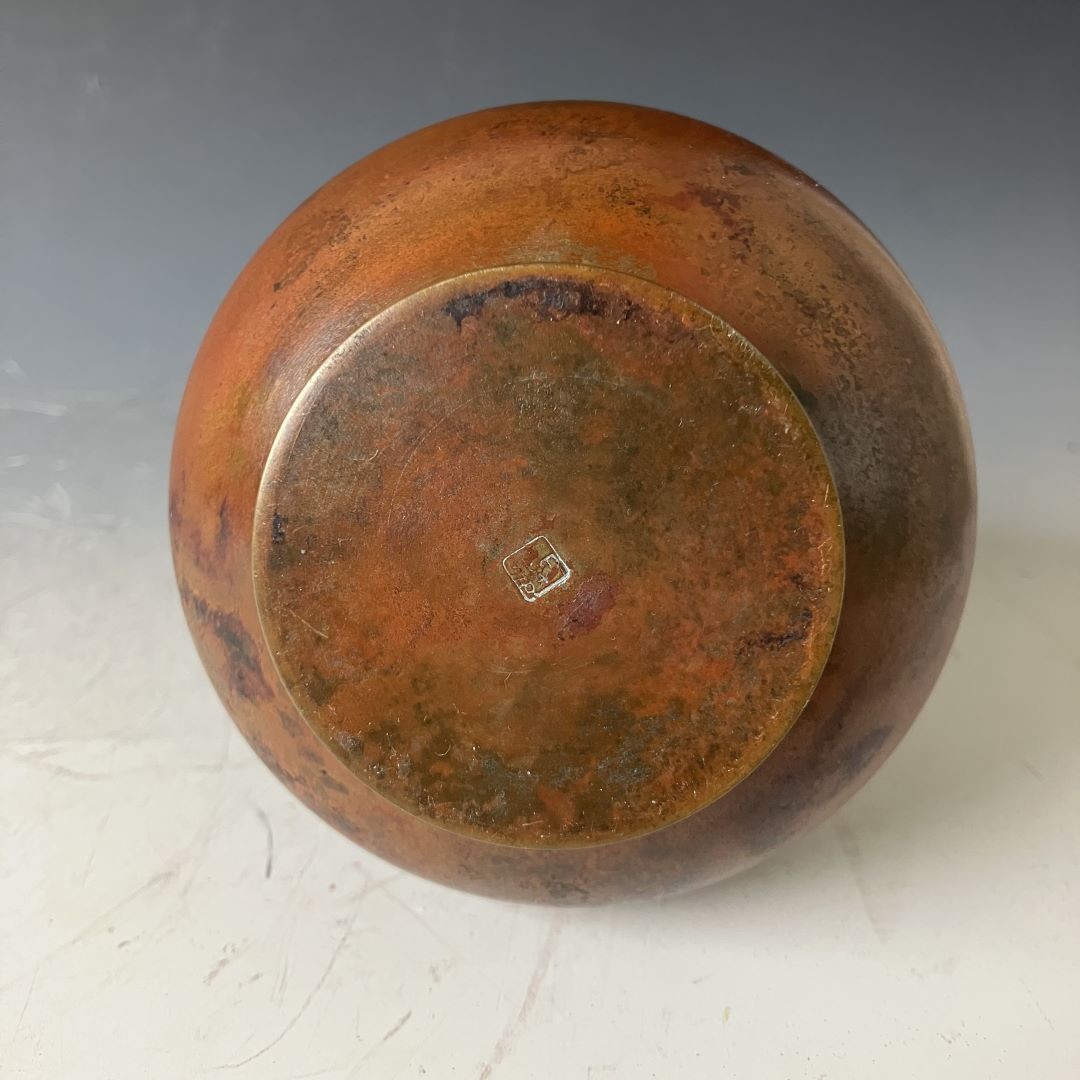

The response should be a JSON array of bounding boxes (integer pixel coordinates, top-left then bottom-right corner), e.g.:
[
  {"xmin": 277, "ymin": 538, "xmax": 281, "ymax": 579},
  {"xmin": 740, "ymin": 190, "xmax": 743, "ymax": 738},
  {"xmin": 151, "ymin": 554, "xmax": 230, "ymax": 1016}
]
[
  {"xmin": 170, "ymin": 101, "xmax": 975, "ymax": 902},
  {"xmin": 252, "ymin": 266, "xmax": 844, "ymax": 847}
]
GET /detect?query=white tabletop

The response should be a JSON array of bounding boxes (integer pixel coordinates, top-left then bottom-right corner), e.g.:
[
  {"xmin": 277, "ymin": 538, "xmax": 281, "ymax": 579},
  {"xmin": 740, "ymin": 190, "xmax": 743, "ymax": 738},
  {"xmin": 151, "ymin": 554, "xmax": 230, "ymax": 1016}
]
[
  {"xmin": 3, "ymin": 352, "xmax": 1078, "ymax": 1080},
  {"xmin": 2, "ymin": 3, "xmax": 1078, "ymax": 1077}
]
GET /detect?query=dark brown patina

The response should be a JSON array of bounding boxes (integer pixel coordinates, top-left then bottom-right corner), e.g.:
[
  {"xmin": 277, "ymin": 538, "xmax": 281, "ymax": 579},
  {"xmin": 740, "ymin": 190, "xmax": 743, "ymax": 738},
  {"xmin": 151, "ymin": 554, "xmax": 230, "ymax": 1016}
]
[{"xmin": 170, "ymin": 102, "xmax": 975, "ymax": 902}]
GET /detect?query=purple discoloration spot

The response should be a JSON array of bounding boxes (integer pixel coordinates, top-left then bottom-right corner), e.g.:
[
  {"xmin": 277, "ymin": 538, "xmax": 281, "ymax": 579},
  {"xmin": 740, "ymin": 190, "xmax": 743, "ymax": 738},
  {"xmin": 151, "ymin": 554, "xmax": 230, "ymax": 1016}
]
[{"xmin": 558, "ymin": 573, "xmax": 618, "ymax": 639}]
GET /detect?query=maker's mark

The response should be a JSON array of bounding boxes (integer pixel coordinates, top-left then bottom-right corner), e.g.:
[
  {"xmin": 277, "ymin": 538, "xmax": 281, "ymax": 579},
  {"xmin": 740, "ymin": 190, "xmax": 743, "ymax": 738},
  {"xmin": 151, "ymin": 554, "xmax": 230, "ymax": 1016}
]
[{"xmin": 502, "ymin": 535, "xmax": 572, "ymax": 602}]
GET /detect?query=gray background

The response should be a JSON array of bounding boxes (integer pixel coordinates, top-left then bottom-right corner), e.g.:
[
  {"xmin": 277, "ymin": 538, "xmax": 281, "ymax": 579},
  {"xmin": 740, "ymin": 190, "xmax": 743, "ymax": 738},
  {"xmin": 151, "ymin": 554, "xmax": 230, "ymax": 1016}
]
[
  {"xmin": 2, "ymin": 2, "xmax": 1078, "ymax": 1078},
  {"xmin": 3, "ymin": 0, "xmax": 1078, "ymax": 530}
]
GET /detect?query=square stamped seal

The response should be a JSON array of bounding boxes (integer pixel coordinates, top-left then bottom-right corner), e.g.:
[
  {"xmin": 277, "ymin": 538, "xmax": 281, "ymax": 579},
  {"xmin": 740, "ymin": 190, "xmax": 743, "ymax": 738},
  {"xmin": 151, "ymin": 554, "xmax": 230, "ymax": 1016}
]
[{"xmin": 502, "ymin": 535, "xmax": 572, "ymax": 602}]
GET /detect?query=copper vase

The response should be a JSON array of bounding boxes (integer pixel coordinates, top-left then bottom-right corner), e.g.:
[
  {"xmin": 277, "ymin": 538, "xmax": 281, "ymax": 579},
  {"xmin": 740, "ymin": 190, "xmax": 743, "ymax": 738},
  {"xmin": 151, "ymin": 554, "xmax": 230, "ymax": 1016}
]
[{"xmin": 169, "ymin": 102, "xmax": 975, "ymax": 903}]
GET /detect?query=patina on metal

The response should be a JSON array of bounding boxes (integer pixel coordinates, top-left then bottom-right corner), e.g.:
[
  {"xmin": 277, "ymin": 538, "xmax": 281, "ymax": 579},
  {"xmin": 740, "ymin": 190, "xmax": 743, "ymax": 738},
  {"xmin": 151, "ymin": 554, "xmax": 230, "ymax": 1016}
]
[
  {"xmin": 170, "ymin": 101, "xmax": 975, "ymax": 902},
  {"xmin": 252, "ymin": 266, "xmax": 844, "ymax": 847}
]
